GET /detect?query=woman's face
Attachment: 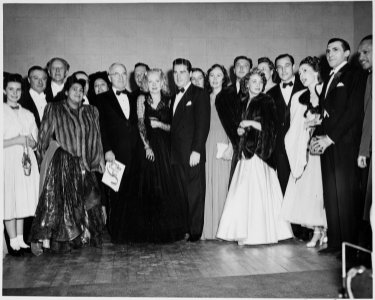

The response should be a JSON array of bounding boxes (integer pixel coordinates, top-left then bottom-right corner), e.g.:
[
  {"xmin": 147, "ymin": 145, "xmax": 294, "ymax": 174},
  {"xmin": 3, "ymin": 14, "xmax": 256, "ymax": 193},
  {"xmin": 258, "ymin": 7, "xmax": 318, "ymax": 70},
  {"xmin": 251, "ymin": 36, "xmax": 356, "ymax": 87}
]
[
  {"xmin": 191, "ymin": 71, "xmax": 205, "ymax": 88},
  {"xmin": 4, "ymin": 81, "xmax": 22, "ymax": 104},
  {"xmin": 147, "ymin": 72, "xmax": 162, "ymax": 94},
  {"xmin": 247, "ymin": 74, "xmax": 264, "ymax": 97},
  {"xmin": 257, "ymin": 62, "xmax": 273, "ymax": 81},
  {"xmin": 94, "ymin": 78, "xmax": 109, "ymax": 95},
  {"xmin": 299, "ymin": 63, "xmax": 318, "ymax": 88},
  {"xmin": 209, "ymin": 67, "xmax": 224, "ymax": 90},
  {"xmin": 67, "ymin": 83, "xmax": 84, "ymax": 105}
]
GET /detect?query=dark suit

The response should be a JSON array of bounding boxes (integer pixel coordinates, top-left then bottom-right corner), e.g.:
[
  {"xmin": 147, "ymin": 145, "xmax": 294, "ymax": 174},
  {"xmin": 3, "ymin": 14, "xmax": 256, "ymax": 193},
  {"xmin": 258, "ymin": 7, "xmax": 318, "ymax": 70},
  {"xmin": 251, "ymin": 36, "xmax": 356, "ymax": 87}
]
[
  {"xmin": 318, "ymin": 63, "xmax": 365, "ymax": 248},
  {"xmin": 19, "ymin": 90, "xmax": 44, "ymax": 128},
  {"xmin": 267, "ymin": 76, "xmax": 304, "ymax": 194},
  {"xmin": 45, "ymin": 79, "xmax": 65, "ymax": 103},
  {"xmin": 97, "ymin": 89, "xmax": 140, "ymax": 242},
  {"xmin": 171, "ymin": 83, "xmax": 210, "ymax": 240}
]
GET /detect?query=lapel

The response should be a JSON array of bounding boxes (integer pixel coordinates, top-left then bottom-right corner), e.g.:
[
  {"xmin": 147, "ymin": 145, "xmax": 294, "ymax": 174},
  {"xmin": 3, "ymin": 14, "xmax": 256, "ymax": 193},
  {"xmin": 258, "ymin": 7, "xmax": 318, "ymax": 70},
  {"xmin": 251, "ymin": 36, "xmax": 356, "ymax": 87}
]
[
  {"xmin": 324, "ymin": 63, "xmax": 349, "ymax": 100},
  {"xmin": 172, "ymin": 84, "xmax": 193, "ymax": 128},
  {"xmin": 108, "ymin": 89, "xmax": 129, "ymax": 120}
]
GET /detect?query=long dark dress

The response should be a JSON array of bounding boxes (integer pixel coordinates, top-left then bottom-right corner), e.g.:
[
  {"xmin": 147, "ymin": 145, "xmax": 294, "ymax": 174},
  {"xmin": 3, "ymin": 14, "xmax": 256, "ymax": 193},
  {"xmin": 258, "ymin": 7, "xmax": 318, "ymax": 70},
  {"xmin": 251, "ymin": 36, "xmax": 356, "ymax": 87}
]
[{"xmin": 136, "ymin": 94, "xmax": 187, "ymax": 243}]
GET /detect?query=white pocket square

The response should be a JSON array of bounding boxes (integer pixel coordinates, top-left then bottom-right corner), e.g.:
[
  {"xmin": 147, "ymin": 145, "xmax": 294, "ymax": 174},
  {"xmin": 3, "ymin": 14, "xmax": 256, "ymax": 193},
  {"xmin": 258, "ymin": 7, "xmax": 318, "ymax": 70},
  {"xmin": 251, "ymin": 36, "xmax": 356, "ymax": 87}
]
[
  {"xmin": 337, "ymin": 82, "xmax": 344, "ymax": 87},
  {"xmin": 186, "ymin": 101, "xmax": 192, "ymax": 106}
]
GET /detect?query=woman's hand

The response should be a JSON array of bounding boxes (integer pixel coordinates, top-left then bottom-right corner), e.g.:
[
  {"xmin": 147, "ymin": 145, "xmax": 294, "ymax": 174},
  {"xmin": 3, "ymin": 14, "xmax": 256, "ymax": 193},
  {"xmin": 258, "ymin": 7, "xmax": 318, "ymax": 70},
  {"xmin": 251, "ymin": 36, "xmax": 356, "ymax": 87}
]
[
  {"xmin": 105, "ymin": 150, "xmax": 116, "ymax": 163},
  {"xmin": 239, "ymin": 120, "xmax": 262, "ymax": 131},
  {"xmin": 26, "ymin": 135, "xmax": 36, "ymax": 149},
  {"xmin": 145, "ymin": 148, "xmax": 155, "ymax": 161},
  {"xmin": 304, "ymin": 114, "xmax": 322, "ymax": 129}
]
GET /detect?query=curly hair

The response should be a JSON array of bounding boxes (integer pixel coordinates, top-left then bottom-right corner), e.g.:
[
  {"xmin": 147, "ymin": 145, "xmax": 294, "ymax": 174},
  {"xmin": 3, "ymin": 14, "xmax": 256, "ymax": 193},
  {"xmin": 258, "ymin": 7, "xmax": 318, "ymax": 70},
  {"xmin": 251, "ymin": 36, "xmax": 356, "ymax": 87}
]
[
  {"xmin": 240, "ymin": 67, "xmax": 267, "ymax": 95},
  {"xmin": 205, "ymin": 64, "xmax": 230, "ymax": 93},
  {"xmin": 299, "ymin": 56, "xmax": 322, "ymax": 83},
  {"xmin": 63, "ymin": 74, "xmax": 86, "ymax": 95},
  {"xmin": 141, "ymin": 68, "xmax": 170, "ymax": 96}
]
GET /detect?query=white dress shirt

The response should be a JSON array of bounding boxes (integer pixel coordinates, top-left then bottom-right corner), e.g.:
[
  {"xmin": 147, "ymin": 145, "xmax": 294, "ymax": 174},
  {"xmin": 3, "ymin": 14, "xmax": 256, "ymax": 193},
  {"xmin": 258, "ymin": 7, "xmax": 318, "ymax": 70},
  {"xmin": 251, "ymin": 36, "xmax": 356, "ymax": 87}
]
[
  {"xmin": 29, "ymin": 88, "xmax": 47, "ymax": 120},
  {"xmin": 51, "ymin": 81, "xmax": 64, "ymax": 97},
  {"xmin": 236, "ymin": 80, "xmax": 240, "ymax": 94},
  {"xmin": 173, "ymin": 82, "xmax": 191, "ymax": 115},
  {"xmin": 280, "ymin": 76, "xmax": 296, "ymax": 106},
  {"xmin": 82, "ymin": 95, "xmax": 90, "ymax": 106},
  {"xmin": 325, "ymin": 61, "xmax": 347, "ymax": 98},
  {"xmin": 113, "ymin": 87, "xmax": 130, "ymax": 119}
]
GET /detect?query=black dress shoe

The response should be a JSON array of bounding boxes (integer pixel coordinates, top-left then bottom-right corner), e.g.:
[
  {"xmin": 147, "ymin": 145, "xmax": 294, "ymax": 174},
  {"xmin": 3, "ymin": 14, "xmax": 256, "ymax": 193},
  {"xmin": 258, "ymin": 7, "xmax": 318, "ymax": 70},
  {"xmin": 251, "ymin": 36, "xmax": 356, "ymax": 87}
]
[
  {"xmin": 318, "ymin": 246, "xmax": 340, "ymax": 255},
  {"xmin": 188, "ymin": 235, "xmax": 201, "ymax": 242},
  {"xmin": 20, "ymin": 247, "xmax": 32, "ymax": 254},
  {"xmin": 8, "ymin": 248, "xmax": 24, "ymax": 257}
]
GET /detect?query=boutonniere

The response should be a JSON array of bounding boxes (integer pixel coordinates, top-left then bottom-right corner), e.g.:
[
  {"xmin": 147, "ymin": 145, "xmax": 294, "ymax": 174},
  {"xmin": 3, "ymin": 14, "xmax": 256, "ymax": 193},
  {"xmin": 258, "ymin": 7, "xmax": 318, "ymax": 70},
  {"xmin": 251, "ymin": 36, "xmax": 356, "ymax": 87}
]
[
  {"xmin": 186, "ymin": 101, "xmax": 192, "ymax": 106},
  {"xmin": 337, "ymin": 82, "xmax": 345, "ymax": 87}
]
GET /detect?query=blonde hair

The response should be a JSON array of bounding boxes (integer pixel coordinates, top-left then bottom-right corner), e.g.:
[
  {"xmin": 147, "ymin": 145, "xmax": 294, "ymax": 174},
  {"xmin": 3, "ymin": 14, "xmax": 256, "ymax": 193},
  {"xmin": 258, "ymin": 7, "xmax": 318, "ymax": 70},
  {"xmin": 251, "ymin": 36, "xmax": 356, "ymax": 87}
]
[{"xmin": 142, "ymin": 68, "xmax": 170, "ymax": 96}]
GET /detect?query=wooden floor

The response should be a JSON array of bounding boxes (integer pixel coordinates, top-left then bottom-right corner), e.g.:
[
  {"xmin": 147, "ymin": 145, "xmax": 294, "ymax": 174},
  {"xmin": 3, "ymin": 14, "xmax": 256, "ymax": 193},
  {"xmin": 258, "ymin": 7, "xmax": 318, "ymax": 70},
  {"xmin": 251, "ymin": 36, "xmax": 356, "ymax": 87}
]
[{"xmin": 2, "ymin": 232, "xmax": 343, "ymax": 296}]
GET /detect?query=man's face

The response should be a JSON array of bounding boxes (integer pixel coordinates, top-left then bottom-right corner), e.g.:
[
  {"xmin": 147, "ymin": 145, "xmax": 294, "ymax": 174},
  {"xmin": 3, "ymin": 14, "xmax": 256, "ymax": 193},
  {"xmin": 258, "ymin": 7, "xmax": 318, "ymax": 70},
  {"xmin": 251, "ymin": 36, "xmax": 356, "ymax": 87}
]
[
  {"xmin": 326, "ymin": 41, "xmax": 350, "ymax": 69},
  {"xmin": 49, "ymin": 59, "xmax": 68, "ymax": 84},
  {"xmin": 358, "ymin": 40, "xmax": 372, "ymax": 71},
  {"xmin": 276, "ymin": 56, "xmax": 294, "ymax": 83},
  {"xmin": 29, "ymin": 70, "xmax": 47, "ymax": 94},
  {"xmin": 109, "ymin": 64, "xmax": 127, "ymax": 91},
  {"xmin": 173, "ymin": 64, "xmax": 191, "ymax": 89},
  {"xmin": 134, "ymin": 66, "xmax": 147, "ymax": 88},
  {"xmin": 75, "ymin": 73, "xmax": 89, "ymax": 96},
  {"xmin": 234, "ymin": 59, "xmax": 251, "ymax": 80}
]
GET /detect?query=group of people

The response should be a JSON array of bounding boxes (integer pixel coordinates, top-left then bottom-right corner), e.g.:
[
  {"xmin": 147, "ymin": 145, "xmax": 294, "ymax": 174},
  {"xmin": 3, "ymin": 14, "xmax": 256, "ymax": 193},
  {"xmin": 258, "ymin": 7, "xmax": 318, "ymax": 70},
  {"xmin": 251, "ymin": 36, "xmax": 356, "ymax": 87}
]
[{"xmin": 3, "ymin": 35, "xmax": 372, "ymax": 262}]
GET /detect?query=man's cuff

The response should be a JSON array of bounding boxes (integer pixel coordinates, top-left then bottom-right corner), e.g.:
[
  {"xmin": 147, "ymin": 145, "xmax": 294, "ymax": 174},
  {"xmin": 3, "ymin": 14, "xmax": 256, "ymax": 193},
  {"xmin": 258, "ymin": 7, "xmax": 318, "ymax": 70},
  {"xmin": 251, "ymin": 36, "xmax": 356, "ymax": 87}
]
[{"xmin": 326, "ymin": 135, "xmax": 334, "ymax": 145}]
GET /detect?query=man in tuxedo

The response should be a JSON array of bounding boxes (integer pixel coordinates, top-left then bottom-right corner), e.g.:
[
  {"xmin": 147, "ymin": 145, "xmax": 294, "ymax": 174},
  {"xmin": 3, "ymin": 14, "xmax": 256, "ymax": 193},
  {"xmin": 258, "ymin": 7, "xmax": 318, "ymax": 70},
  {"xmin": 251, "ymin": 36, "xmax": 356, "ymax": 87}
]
[
  {"xmin": 96, "ymin": 63, "xmax": 140, "ymax": 243},
  {"xmin": 267, "ymin": 54, "xmax": 306, "ymax": 240},
  {"xmin": 131, "ymin": 62, "xmax": 150, "ymax": 100},
  {"xmin": 19, "ymin": 66, "xmax": 49, "ymax": 128},
  {"xmin": 170, "ymin": 58, "xmax": 210, "ymax": 242},
  {"xmin": 310, "ymin": 38, "xmax": 365, "ymax": 255},
  {"xmin": 45, "ymin": 57, "xmax": 70, "ymax": 102}
]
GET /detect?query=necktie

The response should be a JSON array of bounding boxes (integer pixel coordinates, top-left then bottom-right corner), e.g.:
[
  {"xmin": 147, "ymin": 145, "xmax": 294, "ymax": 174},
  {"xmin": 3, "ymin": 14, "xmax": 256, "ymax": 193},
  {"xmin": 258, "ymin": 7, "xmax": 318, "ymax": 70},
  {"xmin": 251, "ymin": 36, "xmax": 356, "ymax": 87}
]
[
  {"xmin": 178, "ymin": 87, "xmax": 185, "ymax": 94},
  {"xmin": 282, "ymin": 81, "xmax": 293, "ymax": 88},
  {"xmin": 116, "ymin": 90, "xmax": 127, "ymax": 96}
]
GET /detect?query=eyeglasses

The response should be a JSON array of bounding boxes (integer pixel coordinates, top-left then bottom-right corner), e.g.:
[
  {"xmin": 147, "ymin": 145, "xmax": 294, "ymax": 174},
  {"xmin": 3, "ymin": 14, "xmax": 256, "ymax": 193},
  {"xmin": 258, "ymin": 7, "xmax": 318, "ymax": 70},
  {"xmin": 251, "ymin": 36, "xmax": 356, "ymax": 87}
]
[{"xmin": 109, "ymin": 72, "xmax": 127, "ymax": 78}]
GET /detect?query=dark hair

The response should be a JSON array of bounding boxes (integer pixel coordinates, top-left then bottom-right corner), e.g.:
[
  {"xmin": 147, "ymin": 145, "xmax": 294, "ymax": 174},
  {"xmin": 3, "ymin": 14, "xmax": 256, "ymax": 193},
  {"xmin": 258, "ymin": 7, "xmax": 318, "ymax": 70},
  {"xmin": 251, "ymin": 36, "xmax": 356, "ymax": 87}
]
[
  {"xmin": 134, "ymin": 62, "xmax": 150, "ymax": 71},
  {"xmin": 299, "ymin": 56, "xmax": 322, "ymax": 83},
  {"xmin": 88, "ymin": 71, "xmax": 111, "ymax": 97},
  {"xmin": 27, "ymin": 65, "xmax": 47, "ymax": 78},
  {"xmin": 191, "ymin": 68, "xmax": 205, "ymax": 78},
  {"xmin": 72, "ymin": 70, "xmax": 89, "ymax": 81},
  {"xmin": 205, "ymin": 64, "xmax": 230, "ymax": 93},
  {"xmin": 46, "ymin": 57, "xmax": 70, "ymax": 71},
  {"xmin": 4, "ymin": 73, "xmax": 23, "ymax": 90},
  {"xmin": 172, "ymin": 58, "xmax": 192, "ymax": 72},
  {"xmin": 63, "ymin": 74, "xmax": 86, "ymax": 94},
  {"xmin": 327, "ymin": 38, "xmax": 351, "ymax": 52},
  {"xmin": 257, "ymin": 57, "xmax": 278, "ymax": 83},
  {"xmin": 240, "ymin": 68, "xmax": 267, "ymax": 95},
  {"xmin": 233, "ymin": 56, "xmax": 253, "ymax": 69},
  {"xmin": 275, "ymin": 54, "xmax": 295, "ymax": 67},
  {"xmin": 360, "ymin": 35, "xmax": 372, "ymax": 43}
]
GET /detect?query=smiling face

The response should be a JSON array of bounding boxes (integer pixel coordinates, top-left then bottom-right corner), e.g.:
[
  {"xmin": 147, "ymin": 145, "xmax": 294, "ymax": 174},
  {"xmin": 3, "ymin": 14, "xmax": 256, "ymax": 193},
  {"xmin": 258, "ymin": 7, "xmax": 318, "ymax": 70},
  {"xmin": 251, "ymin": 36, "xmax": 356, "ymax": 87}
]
[
  {"xmin": 109, "ymin": 64, "xmax": 127, "ymax": 91},
  {"xmin": 173, "ymin": 64, "xmax": 191, "ymax": 89},
  {"xmin": 358, "ymin": 39, "xmax": 372, "ymax": 71},
  {"xmin": 208, "ymin": 67, "xmax": 224, "ymax": 90},
  {"xmin": 29, "ymin": 69, "xmax": 47, "ymax": 94},
  {"xmin": 66, "ymin": 83, "xmax": 84, "ymax": 106},
  {"xmin": 4, "ymin": 81, "xmax": 22, "ymax": 105},
  {"xmin": 247, "ymin": 73, "xmax": 264, "ymax": 97},
  {"xmin": 326, "ymin": 41, "xmax": 350, "ymax": 69},
  {"xmin": 94, "ymin": 78, "xmax": 109, "ymax": 95},
  {"xmin": 147, "ymin": 71, "xmax": 162, "ymax": 94},
  {"xmin": 191, "ymin": 71, "xmax": 205, "ymax": 88},
  {"xmin": 276, "ymin": 56, "xmax": 294, "ymax": 83},
  {"xmin": 299, "ymin": 63, "xmax": 318, "ymax": 88}
]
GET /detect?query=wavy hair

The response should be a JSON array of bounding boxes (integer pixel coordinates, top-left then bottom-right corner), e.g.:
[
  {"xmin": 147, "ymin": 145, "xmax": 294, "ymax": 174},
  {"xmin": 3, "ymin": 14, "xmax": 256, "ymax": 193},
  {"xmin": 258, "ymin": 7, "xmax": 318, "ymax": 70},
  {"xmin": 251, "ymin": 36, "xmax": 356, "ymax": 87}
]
[
  {"xmin": 240, "ymin": 67, "xmax": 267, "ymax": 95},
  {"xmin": 299, "ymin": 56, "xmax": 322, "ymax": 83},
  {"xmin": 205, "ymin": 64, "xmax": 230, "ymax": 93},
  {"xmin": 141, "ymin": 68, "xmax": 170, "ymax": 96}
]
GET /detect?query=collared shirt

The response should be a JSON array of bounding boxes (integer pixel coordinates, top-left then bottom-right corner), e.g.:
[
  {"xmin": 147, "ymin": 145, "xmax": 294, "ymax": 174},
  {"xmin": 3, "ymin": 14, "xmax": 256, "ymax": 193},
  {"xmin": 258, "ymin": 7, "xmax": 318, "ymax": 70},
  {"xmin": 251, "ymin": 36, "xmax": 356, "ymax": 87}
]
[
  {"xmin": 51, "ymin": 81, "xmax": 64, "ymax": 97},
  {"xmin": 280, "ymin": 76, "xmax": 296, "ymax": 105},
  {"xmin": 113, "ymin": 87, "xmax": 130, "ymax": 119},
  {"xmin": 325, "ymin": 61, "xmax": 347, "ymax": 98},
  {"xmin": 173, "ymin": 81, "xmax": 191, "ymax": 115},
  {"xmin": 82, "ymin": 95, "xmax": 90, "ymax": 106},
  {"xmin": 236, "ymin": 80, "xmax": 240, "ymax": 94},
  {"xmin": 29, "ymin": 88, "xmax": 47, "ymax": 120}
]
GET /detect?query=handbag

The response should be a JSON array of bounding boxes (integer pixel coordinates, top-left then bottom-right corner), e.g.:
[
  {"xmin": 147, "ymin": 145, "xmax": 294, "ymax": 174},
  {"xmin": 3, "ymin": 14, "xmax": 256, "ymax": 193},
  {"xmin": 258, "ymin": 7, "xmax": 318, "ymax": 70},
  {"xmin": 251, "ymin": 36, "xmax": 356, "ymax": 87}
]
[{"xmin": 22, "ymin": 137, "xmax": 32, "ymax": 176}]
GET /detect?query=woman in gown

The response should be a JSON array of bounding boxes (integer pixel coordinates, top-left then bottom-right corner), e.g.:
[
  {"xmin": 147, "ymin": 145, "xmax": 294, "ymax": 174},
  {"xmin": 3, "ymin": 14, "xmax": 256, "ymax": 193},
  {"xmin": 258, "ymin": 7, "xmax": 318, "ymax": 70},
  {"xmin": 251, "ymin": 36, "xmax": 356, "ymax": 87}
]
[
  {"xmin": 136, "ymin": 68, "xmax": 186, "ymax": 242},
  {"xmin": 30, "ymin": 75, "xmax": 105, "ymax": 254},
  {"xmin": 3, "ymin": 74, "xmax": 39, "ymax": 255},
  {"xmin": 201, "ymin": 64, "xmax": 232, "ymax": 240},
  {"xmin": 216, "ymin": 68, "xmax": 293, "ymax": 245},
  {"xmin": 257, "ymin": 57, "xmax": 278, "ymax": 93},
  {"xmin": 281, "ymin": 56, "xmax": 327, "ymax": 247}
]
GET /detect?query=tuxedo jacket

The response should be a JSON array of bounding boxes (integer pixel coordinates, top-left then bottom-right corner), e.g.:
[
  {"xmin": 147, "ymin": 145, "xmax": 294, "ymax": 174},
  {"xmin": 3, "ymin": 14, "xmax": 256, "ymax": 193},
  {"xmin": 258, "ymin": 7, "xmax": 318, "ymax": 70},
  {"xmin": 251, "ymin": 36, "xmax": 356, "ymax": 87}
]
[
  {"xmin": 96, "ymin": 89, "xmax": 139, "ymax": 166},
  {"xmin": 45, "ymin": 78, "xmax": 65, "ymax": 103},
  {"xmin": 170, "ymin": 84, "xmax": 210, "ymax": 165},
  {"xmin": 318, "ymin": 64, "xmax": 365, "ymax": 148},
  {"xmin": 267, "ymin": 76, "xmax": 304, "ymax": 155}
]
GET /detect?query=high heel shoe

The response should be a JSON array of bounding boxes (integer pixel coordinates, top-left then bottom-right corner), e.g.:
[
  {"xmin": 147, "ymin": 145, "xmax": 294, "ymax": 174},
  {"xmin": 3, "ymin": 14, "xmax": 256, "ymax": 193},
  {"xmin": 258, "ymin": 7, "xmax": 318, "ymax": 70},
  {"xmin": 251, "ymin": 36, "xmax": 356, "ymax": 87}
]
[{"xmin": 306, "ymin": 229, "xmax": 323, "ymax": 248}]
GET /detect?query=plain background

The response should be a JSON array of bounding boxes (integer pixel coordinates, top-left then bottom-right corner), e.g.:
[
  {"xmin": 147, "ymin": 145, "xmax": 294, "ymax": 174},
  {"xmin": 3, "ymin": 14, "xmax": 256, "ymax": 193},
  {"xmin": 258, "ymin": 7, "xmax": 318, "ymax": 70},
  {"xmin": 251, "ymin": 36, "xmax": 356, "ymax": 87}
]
[{"xmin": 3, "ymin": 1, "xmax": 372, "ymax": 91}]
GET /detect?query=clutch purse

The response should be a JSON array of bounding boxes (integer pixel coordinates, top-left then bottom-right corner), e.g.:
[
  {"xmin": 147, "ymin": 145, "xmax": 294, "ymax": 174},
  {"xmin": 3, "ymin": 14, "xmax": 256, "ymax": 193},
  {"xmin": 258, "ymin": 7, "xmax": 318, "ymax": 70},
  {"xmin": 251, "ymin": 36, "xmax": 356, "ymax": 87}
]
[{"xmin": 22, "ymin": 138, "xmax": 32, "ymax": 176}]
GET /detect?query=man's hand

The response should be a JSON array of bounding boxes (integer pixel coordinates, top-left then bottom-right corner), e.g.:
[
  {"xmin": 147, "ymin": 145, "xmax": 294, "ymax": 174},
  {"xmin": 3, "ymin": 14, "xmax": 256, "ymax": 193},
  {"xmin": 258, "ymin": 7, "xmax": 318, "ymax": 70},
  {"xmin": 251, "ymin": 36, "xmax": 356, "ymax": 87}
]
[
  {"xmin": 190, "ymin": 151, "xmax": 200, "ymax": 167},
  {"xmin": 237, "ymin": 127, "xmax": 245, "ymax": 136},
  {"xmin": 310, "ymin": 135, "xmax": 333, "ymax": 155},
  {"xmin": 105, "ymin": 150, "xmax": 115, "ymax": 163},
  {"xmin": 358, "ymin": 155, "xmax": 368, "ymax": 168}
]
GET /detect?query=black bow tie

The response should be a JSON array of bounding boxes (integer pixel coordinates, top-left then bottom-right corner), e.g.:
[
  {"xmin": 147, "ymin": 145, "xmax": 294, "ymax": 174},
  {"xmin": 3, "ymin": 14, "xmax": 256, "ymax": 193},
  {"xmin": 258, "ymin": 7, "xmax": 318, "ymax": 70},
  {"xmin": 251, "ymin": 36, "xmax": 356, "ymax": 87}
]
[
  {"xmin": 9, "ymin": 105, "xmax": 19, "ymax": 110},
  {"xmin": 282, "ymin": 81, "xmax": 293, "ymax": 88},
  {"xmin": 178, "ymin": 87, "xmax": 185, "ymax": 94},
  {"xmin": 116, "ymin": 90, "xmax": 127, "ymax": 96}
]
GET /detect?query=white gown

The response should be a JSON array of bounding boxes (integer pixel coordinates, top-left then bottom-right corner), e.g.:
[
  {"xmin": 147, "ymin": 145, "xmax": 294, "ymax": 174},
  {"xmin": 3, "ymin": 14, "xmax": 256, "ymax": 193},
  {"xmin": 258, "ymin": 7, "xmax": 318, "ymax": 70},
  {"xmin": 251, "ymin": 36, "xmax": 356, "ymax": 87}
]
[
  {"xmin": 281, "ymin": 90, "xmax": 327, "ymax": 228},
  {"xmin": 216, "ymin": 154, "xmax": 293, "ymax": 245},
  {"xmin": 3, "ymin": 103, "xmax": 39, "ymax": 220}
]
